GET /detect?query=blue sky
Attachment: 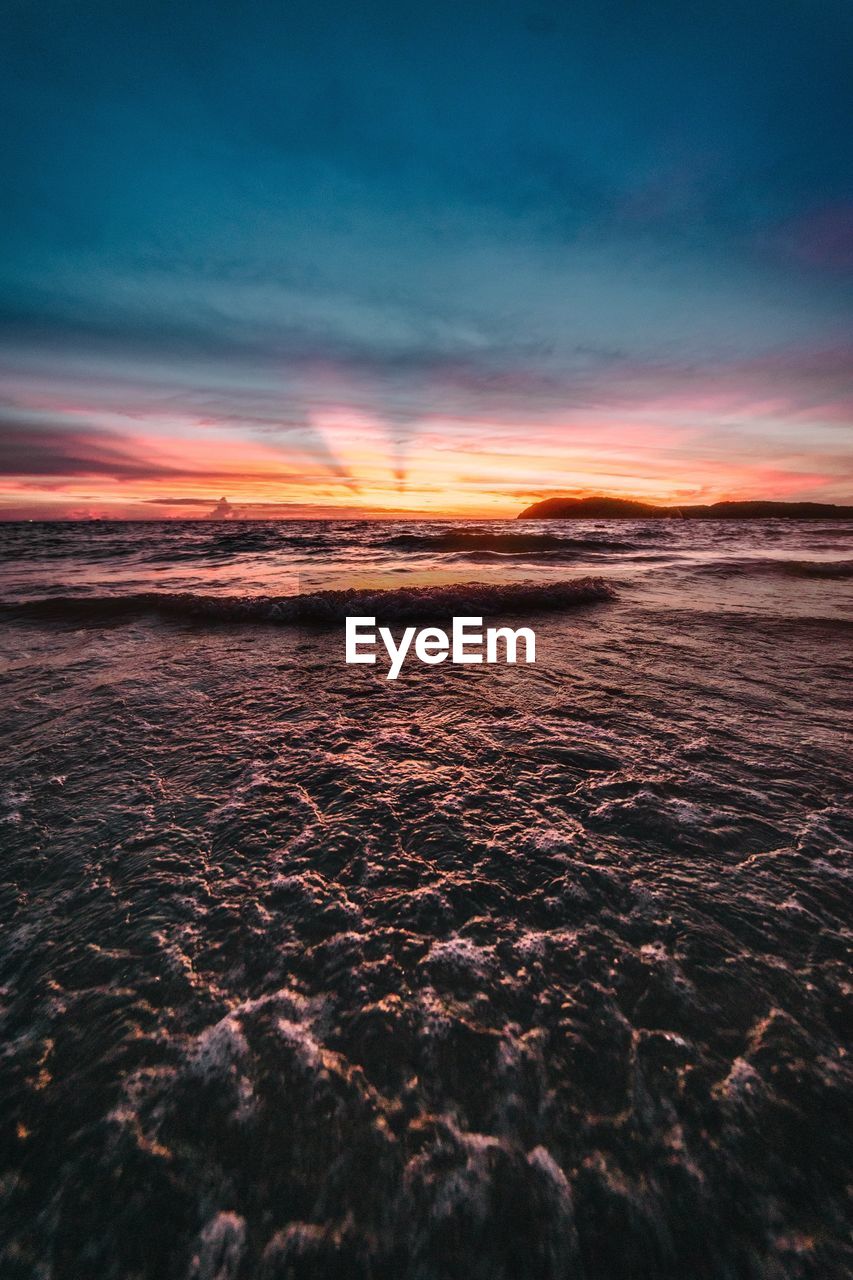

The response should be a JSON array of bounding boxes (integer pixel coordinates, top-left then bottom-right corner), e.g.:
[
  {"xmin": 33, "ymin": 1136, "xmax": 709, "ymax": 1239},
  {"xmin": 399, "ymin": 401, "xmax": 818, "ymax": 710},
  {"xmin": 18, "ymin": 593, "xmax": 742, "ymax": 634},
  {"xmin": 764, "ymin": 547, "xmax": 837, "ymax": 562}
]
[{"xmin": 1, "ymin": 0, "xmax": 851, "ymax": 515}]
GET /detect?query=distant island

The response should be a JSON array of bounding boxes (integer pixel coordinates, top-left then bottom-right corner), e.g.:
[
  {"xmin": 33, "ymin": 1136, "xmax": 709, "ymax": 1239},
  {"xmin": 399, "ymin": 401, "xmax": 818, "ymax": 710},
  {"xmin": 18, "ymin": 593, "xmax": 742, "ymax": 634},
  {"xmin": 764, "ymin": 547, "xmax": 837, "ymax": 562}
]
[{"xmin": 517, "ymin": 496, "xmax": 853, "ymax": 520}]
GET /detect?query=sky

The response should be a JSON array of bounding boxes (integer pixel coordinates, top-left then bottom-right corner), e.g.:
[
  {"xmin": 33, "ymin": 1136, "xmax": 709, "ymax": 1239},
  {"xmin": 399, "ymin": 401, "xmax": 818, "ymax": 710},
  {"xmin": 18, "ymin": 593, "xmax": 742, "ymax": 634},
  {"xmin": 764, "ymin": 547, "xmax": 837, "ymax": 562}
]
[{"xmin": 1, "ymin": 0, "xmax": 852, "ymax": 518}]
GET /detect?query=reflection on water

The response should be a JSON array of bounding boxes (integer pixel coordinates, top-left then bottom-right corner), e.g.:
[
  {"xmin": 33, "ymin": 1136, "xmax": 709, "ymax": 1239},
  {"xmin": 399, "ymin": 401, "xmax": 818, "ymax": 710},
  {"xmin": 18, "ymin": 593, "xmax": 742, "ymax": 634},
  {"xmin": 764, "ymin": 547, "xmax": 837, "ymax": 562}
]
[
  {"xmin": 0, "ymin": 519, "xmax": 851, "ymax": 1278},
  {"xmin": 0, "ymin": 517, "xmax": 851, "ymax": 618}
]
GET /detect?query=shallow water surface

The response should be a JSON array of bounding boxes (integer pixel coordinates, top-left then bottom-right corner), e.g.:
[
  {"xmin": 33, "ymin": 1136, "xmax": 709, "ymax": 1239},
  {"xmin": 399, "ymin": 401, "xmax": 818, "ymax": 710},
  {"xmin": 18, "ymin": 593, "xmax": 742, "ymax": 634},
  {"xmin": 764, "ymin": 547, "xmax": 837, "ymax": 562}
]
[{"xmin": 0, "ymin": 520, "xmax": 851, "ymax": 1278}]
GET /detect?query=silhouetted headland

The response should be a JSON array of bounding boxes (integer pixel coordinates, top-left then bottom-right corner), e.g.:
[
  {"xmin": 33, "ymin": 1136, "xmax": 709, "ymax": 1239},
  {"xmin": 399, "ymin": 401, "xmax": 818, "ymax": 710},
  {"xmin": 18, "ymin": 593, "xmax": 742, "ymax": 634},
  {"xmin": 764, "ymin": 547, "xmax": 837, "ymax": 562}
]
[{"xmin": 517, "ymin": 495, "xmax": 853, "ymax": 519}]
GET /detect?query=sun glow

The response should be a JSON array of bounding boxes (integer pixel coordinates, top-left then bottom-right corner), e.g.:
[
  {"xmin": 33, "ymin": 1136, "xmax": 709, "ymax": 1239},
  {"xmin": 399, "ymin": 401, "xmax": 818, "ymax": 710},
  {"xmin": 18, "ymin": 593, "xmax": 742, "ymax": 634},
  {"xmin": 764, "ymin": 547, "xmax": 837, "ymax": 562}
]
[{"xmin": 0, "ymin": 373, "xmax": 849, "ymax": 520}]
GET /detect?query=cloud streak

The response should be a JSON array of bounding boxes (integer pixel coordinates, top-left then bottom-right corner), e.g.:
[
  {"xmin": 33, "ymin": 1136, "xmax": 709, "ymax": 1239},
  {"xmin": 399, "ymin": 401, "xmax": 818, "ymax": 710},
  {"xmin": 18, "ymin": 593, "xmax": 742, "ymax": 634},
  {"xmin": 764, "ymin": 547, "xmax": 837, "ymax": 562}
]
[{"xmin": 0, "ymin": 1, "xmax": 850, "ymax": 514}]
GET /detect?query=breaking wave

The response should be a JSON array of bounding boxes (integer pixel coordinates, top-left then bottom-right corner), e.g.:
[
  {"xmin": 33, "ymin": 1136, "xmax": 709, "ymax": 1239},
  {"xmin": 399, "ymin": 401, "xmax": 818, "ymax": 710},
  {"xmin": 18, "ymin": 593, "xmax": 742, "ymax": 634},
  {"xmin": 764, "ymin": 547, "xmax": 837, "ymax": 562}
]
[
  {"xmin": 141, "ymin": 528, "xmax": 339, "ymax": 563},
  {"xmin": 0, "ymin": 522, "xmax": 343, "ymax": 564},
  {"xmin": 380, "ymin": 531, "xmax": 639, "ymax": 554},
  {"xmin": 693, "ymin": 557, "xmax": 853, "ymax": 580},
  {"xmin": 2, "ymin": 516, "xmax": 852, "ymax": 1278},
  {"xmin": 0, "ymin": 577, "xmax": 616, "ymax": 626}
]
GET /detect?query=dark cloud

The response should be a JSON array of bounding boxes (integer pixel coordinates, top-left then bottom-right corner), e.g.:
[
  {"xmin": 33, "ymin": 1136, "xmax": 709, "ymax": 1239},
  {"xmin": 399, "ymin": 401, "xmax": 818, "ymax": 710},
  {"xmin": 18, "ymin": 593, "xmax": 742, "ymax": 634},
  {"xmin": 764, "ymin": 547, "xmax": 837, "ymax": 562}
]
[
  {"xmin": 141, "ymin": 497, "xmax": 221, "ymax": 506},
  {"xmin": 0, "ymin": 418, "xmax": 295, "ymax": 487},
  {"xmin": 0, "ymin": 1, "xmax": 850, "ymax": 502},
  {"xmin": 0, "ymin": 421, "xmax": 171, "ymax": 481}
]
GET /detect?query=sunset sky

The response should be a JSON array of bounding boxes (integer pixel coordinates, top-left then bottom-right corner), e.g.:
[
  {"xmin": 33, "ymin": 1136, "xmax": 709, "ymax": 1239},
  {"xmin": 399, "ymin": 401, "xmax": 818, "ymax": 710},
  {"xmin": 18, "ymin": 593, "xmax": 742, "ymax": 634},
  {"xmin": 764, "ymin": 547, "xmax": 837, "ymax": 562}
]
[{"xmin": 1, "ymin": 0, "xmax": 851, "ymax": 518}]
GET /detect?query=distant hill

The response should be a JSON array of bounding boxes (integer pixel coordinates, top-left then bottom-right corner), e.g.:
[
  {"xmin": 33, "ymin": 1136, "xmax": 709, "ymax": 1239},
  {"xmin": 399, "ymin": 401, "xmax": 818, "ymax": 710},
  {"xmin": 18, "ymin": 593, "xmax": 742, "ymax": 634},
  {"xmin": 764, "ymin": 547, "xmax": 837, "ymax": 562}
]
[{"xmin": 517, "ymin": 496, "xmax": 853, "ymax": 520}]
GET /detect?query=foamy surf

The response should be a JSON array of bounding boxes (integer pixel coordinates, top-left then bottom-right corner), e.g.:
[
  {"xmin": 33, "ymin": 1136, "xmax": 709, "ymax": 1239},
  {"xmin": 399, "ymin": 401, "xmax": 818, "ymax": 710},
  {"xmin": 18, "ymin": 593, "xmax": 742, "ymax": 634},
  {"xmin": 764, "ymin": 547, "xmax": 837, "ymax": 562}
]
[
  {"xmin": 1, "ymin": 517, "xmax": 851, "ymax": 1280},
  {"xmin": 0, "ymin": 577, "xmax": 617, "ymax": 626}
]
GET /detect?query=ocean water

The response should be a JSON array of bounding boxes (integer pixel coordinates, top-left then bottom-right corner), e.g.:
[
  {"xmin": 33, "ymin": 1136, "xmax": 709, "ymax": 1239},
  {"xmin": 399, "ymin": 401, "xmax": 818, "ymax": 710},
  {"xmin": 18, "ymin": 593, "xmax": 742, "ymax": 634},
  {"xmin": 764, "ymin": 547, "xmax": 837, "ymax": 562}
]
[{"xmin": 0, "ymin": 518, "xmax": 851, "ymax": 1279}]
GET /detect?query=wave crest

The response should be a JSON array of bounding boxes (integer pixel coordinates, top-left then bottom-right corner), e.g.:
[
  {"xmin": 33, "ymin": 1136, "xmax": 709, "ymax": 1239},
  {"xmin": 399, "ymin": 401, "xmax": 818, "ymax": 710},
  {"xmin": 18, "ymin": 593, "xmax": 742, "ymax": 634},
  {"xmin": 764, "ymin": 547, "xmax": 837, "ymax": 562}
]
[
  {"xmin": 381, "ymin": 531, "xmax": 637, "ymax": 554},
  {"xmin": 695, "ymin": 557, "xmax": 853, "ymax": 581},
  {"xmin": 0, "ymin": 577, "xmax": 616, "ymax": 626}
]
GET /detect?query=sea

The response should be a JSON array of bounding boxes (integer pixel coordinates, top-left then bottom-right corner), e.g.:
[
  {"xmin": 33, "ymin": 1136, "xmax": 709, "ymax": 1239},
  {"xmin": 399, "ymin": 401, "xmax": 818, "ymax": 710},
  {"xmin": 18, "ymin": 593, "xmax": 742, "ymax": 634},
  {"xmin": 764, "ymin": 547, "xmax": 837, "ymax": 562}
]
[{"xmin": 0, "ymin": 517, "xmax": 851, "ymax": 1279}]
